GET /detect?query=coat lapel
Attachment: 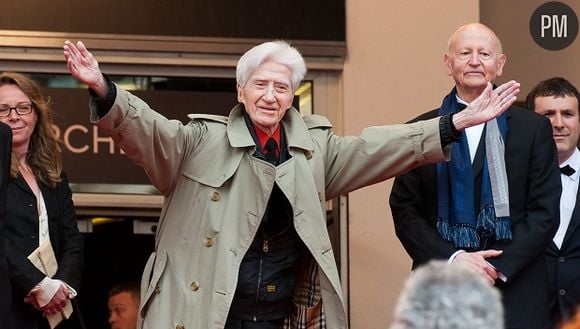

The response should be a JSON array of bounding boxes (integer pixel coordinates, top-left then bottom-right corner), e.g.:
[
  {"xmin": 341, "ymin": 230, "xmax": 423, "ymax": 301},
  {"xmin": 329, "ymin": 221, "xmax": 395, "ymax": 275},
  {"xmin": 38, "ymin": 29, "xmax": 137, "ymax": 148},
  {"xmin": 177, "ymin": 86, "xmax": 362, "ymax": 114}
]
[
  {"xmin": 472, "ymin": 132, "xmax": 485, "ymax": 179},
  {"xmin": 560, "ymin": 183, "xmax": 580, "ymax": 249}
]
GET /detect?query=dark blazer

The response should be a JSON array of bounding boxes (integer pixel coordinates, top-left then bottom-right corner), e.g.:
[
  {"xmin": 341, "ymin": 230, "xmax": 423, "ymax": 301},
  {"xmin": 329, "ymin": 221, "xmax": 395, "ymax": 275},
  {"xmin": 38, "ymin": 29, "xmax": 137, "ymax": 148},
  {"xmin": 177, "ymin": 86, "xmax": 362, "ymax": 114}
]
[
  {"xmin": 546, "ymin": 175, "xmax": 580, "ymax": 327},
  {"xmin": 0, "ymin": 122, "xmax": 12, "ymax": 327},
  {"xmin": 4, "ymin": 171, "xmax": 84, "ymax": 329},
  {"xmin": 389, "ymin": 106, "xmax": 561, "ymax": 329}
]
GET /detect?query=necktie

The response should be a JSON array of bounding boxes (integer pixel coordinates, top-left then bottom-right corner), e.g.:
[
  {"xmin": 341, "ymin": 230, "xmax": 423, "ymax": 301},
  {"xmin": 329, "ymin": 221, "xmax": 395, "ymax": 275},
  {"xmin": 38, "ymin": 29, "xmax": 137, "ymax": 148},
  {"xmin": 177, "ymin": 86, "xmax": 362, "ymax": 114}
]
[
  {"xmin": 264, "ymin": 138, "xmax": 278, "ymax": 164},
  {"xmin": 561, "ymin": 165, "xmax": 575, "ymax": 176}
]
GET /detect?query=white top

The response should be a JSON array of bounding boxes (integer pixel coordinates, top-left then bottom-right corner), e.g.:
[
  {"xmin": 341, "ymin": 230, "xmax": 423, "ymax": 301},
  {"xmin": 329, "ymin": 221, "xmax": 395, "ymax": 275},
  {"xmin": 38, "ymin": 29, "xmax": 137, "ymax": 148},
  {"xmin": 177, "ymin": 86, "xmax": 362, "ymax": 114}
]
[
  {"xmin": 457, "ymin": 97, "xmax": 484, "ymax": 163},
  {"xmin": 553, "ymin": 148, "xmax": 580, "ymax": 249},
  {"xmin": 38, "ymin": 192, "xmax": 49, "ymax": 245}
]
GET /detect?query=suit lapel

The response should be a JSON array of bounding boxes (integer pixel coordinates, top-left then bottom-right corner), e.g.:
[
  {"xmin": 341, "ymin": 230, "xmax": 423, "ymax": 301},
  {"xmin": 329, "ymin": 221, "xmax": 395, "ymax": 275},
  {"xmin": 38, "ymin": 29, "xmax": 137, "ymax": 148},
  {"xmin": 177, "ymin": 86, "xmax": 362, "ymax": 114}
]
[
  {"xmin": 13, "ymin": 174, "xmax": 33, "ymax": 194},
  {"xmin": 472, "ymin": 130, "xmax": 485, "ymax": 178}
]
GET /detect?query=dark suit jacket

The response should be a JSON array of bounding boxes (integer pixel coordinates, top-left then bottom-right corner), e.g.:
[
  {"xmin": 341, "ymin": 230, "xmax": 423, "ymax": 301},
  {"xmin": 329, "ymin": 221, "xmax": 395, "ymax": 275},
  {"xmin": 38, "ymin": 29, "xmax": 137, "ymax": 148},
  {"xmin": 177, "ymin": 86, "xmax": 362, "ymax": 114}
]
[
  {"xmin": 0, "ymin": 122, "xmax": 12, "ymax": 327},
  {"xmin": 546, "ymin": 176, "xmax": 580, "ymax": 327},
  {"xmin": 4, "ymin": 172, "xmax": 84, "ymax": 329},
  {"xmin": 389, "ymin": 106, "xmax": 561, "ymax": 329}
]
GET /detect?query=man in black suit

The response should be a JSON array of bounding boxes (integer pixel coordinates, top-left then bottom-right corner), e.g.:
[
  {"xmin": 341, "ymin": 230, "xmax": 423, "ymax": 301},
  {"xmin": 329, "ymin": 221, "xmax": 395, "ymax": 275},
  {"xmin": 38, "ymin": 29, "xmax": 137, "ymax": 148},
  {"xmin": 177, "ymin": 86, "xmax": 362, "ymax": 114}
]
[
  {"xmin": 526, "ymin": 77, "xmax": 580, "ymax": 327},
  {"xmin": 389, "ymin": 23, "xmax": 561, "ymax": 329},
  {"xmin": 0, "ymin": 122, "xmax": 12, "ymax": 325}
]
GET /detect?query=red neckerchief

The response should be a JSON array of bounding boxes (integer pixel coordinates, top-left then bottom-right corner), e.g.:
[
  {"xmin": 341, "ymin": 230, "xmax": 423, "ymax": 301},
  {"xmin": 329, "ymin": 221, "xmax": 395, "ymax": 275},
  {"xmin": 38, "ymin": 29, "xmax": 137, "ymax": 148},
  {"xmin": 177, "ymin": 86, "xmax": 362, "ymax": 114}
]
[{"xmin": 253, "ymin": 124, "xmax": 281, "ymax": 158}]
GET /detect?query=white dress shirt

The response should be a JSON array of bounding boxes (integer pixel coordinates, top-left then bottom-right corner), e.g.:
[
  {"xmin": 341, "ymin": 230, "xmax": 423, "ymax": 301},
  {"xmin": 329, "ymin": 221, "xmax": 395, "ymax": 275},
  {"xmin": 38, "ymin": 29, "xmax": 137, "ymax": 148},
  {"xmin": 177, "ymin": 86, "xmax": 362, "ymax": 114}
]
[
  {"xmin": 457, "ymin": 98, "xmax": 484, "ymax": 162},
  {"xmin": 553, "ymin": 148, "xmax": 580, "ymax": 249}
]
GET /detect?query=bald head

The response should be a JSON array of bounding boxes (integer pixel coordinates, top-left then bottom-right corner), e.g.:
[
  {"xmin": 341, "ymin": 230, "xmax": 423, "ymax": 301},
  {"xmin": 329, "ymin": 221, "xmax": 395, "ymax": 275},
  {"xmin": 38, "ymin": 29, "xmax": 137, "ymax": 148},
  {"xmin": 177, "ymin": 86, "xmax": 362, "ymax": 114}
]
[
  {"xmin": 447, "ymin": 23, "xmax": 503, "ymax": 55},
  {"xmin": 444, "ymin": 23, "xmax": 506, "ymax": 102}
]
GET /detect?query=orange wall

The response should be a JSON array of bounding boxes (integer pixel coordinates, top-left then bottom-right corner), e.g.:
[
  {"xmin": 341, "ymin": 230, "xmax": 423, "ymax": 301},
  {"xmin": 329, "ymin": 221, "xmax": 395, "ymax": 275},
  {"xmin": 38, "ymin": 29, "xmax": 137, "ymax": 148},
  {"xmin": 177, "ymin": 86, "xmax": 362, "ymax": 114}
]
[
  {"xmin": 342, "ymin": 1, "xmax": 479, "ymax": 327},
  {"xmin": 481, "ymin": 0, "xmax": 579, "ymax": 96}
]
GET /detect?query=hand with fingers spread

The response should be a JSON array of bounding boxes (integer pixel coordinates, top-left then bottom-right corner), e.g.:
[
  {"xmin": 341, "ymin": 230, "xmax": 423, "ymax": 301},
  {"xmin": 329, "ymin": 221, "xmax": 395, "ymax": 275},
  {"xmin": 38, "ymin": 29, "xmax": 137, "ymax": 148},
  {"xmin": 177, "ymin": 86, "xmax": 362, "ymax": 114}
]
[
  {"xmin": 63, "ymin": 40, "xmax": 109, "ymax": 97},
  {"xmin": 452, "ymin": 80, "xmax": 520, "ymax": 131},
  {"xmin": 453, "ymin": 250, "xmax": 503, "ymax": 286}
]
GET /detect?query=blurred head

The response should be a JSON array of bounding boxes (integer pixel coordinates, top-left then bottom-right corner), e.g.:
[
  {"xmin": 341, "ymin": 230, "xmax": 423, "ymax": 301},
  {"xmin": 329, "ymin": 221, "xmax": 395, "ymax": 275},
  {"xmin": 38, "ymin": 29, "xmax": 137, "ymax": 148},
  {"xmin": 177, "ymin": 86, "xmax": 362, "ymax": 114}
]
[
  {"xmin": 108, "ymin": 283, "xmax": 140, "ymax": 329},
  {"xmin": 236, "ymin": 41, "xmax": 306, "ymax": 135},
  {"xmin": 561, "ymin": 307, "xmax": 580, "ymax": 329},
  {"xmin": 526, "ymin": 77, "xmax": 579, "ymax": 164},
  {"xmin": 444, "ymin": 23, "xmax": 506, "ymax": 102},
  {"xmin": 0, "ymin": 72, "xmax": 61, "ymax": 187},
  {"xmin": 390, "ymin": 260, "xmax": 504, "ymax": 329}
]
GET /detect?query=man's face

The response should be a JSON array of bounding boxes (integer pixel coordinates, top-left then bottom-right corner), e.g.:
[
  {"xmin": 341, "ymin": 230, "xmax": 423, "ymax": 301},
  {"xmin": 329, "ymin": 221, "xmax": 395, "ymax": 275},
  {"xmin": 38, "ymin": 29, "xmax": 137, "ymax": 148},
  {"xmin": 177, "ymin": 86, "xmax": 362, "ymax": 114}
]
[
  {"xmin": 444, "ymin": 25, "xmax": 506, "ymax": 101},
  {"xmin": 237, "ymin": 61, "xmax": 294, "ymax": 135},
  {"xmin": 534, "ymin": 95, "xmax": 580, "ymax": 163},
  {"xmin": 108, "ymin": 292, "xmax": 139, "ymax": 329}
]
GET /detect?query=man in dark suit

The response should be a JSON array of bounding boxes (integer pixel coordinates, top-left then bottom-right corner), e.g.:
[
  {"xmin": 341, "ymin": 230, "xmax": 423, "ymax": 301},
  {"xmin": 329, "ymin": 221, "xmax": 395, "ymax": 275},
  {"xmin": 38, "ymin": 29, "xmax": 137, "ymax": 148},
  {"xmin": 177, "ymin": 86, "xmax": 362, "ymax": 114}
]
[
  {"xmin": 389, "ymin": 23, "xmax": 561, "ymax": 329},
  {"xmin": 0, "ymin": 122, "xmax": 12, "ymax": 325},
  {"xmin": 526, "ymin": 77, "xmax": 580, "ymax": 327}
]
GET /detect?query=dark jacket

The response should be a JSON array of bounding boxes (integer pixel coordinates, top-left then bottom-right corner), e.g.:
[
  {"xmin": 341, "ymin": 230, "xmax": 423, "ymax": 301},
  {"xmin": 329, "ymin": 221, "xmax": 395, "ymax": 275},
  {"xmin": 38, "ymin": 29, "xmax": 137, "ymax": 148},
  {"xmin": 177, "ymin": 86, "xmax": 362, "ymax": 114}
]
[
  {"xmin": 389, "ymin": 106, "xmax": 561, "ymax": 329},
  {"xmin": 546, "ymin": 178, "xmax": 580, "ymax": 327},
  {"xmin": 4, "ymin": 172, "xmax": 84, "ymax": 329},
  {"xmin": 229, "ymin": 123, "xmax": 304, "ymax": 321},
  {"xmin": 0, "ymin": 122, "xmax": 12, "ymax": 326}
]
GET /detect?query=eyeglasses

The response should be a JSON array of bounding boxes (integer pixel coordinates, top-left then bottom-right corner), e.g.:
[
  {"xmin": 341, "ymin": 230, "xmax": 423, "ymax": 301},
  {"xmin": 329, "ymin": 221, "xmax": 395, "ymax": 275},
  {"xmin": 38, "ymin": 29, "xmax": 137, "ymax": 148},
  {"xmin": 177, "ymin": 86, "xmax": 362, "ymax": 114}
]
[{"xmin": 0, "ymin": 103, "xmax": 34, "ymax": 117}]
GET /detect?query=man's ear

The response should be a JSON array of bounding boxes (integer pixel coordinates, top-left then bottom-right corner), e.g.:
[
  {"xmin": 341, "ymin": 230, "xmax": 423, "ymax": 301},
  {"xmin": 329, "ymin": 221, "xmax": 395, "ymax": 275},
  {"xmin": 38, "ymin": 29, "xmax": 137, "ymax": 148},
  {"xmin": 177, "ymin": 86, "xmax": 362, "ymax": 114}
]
[
  {"xmin": 496, "ymin": 54, "xmax": 507, "ymax": 77},
  {"xmin": 237, "ymin": 83, "xmax": 244, "ymax": 103},
  {"xmin": 443, "ymin": 53, "xmax": 453, "ymax": 76}
]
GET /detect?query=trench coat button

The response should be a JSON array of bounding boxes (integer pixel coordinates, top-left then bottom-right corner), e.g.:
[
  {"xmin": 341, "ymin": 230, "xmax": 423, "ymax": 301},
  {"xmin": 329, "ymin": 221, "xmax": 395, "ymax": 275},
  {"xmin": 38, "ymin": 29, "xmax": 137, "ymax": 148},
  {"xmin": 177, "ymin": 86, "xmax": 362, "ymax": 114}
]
[
  {"xmin": 154, "ymin": 286, "xmax": 161, "ymax": 294},
  {"xmin": 210, "ymin": 191, "xmax": 220, "ymax": 201},
  {"xmin": 204, "ymin": 237, "xmax": 214, "ymax": 247},
  {"xmin": 264, "ymin": 168, "xmax": 274, "ymax": 176},
  {"xmin": 559, "ymin": 289, "xmax": 566, "ymax": 296},
  {"xmin": 176, "ymin": 324, "xmax": 185, "ymax": 329},
  {"xmin": 318, "ymin": 192, "xmax": 323, "ymax": 201},
  {"xmin": 190, "ymin": 281, "xmax": 200, "ymax": 291}
]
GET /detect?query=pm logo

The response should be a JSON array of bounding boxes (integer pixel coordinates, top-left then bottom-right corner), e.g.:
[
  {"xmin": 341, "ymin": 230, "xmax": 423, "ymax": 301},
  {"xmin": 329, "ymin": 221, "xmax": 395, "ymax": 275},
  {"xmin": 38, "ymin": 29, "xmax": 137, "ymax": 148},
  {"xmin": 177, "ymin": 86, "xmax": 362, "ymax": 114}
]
[{"xmin": 530, "ymin": 1, "xmax": 578, "ymax": 50}]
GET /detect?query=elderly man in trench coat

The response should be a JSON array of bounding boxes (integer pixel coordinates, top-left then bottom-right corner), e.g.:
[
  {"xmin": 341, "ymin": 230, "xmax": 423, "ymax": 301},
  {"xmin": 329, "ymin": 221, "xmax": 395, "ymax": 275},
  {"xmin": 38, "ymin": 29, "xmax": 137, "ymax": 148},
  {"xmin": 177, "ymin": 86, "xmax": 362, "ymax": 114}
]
[{"xmin": 63, "ymin": 40, "xmax": 519, "ymax": 329}]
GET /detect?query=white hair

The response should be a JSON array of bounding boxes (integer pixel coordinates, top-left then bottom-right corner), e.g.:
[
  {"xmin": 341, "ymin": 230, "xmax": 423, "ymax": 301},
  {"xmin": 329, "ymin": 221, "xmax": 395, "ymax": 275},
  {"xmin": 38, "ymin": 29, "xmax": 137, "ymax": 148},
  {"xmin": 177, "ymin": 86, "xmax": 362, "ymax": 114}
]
[
  {"xmin": 236, "ymin": 40, "xmax": 306, "ymax": 91},
  {"xmin": 390, "ymin": 260, "xmax": 504, "ymax": 329}
]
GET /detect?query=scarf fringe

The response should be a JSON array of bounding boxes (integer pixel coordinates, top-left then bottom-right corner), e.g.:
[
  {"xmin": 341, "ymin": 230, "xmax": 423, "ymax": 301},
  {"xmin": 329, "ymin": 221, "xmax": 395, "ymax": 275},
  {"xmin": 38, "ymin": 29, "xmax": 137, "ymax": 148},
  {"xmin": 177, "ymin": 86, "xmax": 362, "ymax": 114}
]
[
  {"xmin": 437, "ymin": 218, "xmax": 481, "ymax": 249},
  {"xmin": 494, "ymin": 216, "xmax": 512, "ymax": 241},
  {"xmin": 477, "ymin": 204, "xmax": 512, "ymax": 241},
  {"xmin": 438, "ymin": 206, "xmax": 512, "ymax": 250},
  {"xmin": 476, "ymin": 204, "xmax": 496, "ymax": 237}
]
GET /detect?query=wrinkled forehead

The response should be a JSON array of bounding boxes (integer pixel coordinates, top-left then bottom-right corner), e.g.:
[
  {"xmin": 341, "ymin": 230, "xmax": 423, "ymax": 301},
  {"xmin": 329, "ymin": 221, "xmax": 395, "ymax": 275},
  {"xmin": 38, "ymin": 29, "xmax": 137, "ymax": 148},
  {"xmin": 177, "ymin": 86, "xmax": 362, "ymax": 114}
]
[
  {"xmin": 248, "ymin": 62, "xmax": 292, "ymax": 84},
  {"xmin": 449, "ymin": 26, "xmax": 502, "ymax": 53}
]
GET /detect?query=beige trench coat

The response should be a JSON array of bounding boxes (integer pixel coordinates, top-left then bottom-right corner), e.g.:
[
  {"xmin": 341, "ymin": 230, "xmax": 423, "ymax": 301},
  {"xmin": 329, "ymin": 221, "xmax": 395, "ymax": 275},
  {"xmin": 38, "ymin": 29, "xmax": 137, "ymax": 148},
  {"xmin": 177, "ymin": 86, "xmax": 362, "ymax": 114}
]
[{"xmin": 91, "ymin": 86, "xmax": 449, "ymax": 329}]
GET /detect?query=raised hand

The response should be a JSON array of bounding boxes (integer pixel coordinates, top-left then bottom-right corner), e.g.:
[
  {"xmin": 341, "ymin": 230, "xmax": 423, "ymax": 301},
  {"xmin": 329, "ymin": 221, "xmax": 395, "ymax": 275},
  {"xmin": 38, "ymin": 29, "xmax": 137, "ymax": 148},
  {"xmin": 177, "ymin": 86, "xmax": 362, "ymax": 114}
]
[
  {"xmin": 63, "ymin": 40, "xmax": 108, "ymax": 97},
  {"xmin": 452, "ymin": 80, "xmax": 520, "ymax": 131}
]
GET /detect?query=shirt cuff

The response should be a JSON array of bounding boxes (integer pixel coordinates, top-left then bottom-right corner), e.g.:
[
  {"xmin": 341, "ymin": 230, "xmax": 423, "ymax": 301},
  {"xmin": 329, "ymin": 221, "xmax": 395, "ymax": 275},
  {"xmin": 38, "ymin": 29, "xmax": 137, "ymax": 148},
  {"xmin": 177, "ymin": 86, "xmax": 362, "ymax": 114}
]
[
  {"xmin": 89, "ymin": 74, "xmax": 117, "ymax": 118},
  {"xmin": 28, "ymin": 277, "xmax": 78, "ymax": 307},
  {"xmin": 439, "ymin": 113, "xmax": 462, "ymax": 146},
  {"xmin": 448, "ymin": 249, "xmax": 465, "ymax": 263}
]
